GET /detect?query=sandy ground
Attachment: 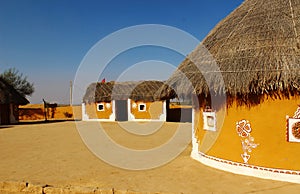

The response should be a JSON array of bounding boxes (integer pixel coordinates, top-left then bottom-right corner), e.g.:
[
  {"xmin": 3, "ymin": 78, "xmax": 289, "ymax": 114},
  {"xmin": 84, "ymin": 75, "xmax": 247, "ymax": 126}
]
[{"xmin": 1, "ymin": 121, "xmax": 300, "ymax": 193}]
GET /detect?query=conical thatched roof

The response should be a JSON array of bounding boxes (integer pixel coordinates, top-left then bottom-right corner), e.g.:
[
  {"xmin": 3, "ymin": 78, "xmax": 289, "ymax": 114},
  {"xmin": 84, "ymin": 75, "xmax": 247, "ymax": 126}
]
[
  {"xmin": 168, "ymin": 0, "xmax": 300, "ymax": 106},
  {"xmin": 0, "ymin": 77, "xmax": 29, "ymax": 105},
  {"xmin": 83, "ymin": 80, "xmax": 176, "ymax": 103}
]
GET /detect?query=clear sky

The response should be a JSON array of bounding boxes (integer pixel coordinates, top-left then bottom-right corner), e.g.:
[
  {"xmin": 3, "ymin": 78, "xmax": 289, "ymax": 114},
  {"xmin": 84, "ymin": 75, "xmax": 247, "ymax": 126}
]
[{"xmin": 0, "ymin": 0, "xmax": 243, "ymax": 104}]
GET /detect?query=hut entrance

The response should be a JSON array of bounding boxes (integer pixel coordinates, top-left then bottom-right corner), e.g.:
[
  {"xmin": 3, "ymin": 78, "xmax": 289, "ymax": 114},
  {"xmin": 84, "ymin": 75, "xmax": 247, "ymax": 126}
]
[
  {"xmin": 0, "ymin": 104, "xmax": 10, "ymax": 124},
  {"xmin": 115, "ymin": 100, "xmax": 128, "ymax": 121},
  {"xmin": 166, "ymin": 99, "xmax": 192, "ymax": 123}
]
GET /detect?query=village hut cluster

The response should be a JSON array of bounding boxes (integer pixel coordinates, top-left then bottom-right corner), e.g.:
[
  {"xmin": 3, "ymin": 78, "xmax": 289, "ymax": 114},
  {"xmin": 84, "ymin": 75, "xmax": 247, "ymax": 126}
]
[
  {"xmin": 0, "ymin": 77, "xmax": 29, "ymax": 124},
  {"xmin": 0, "ymin": 0, "xmax": 297, "ymax": 185},
  {"xmin": 82, "ymin": 80, "xmax": 176, "ymax": 121},
  {"xmin": 82, "ymin": 0, "xmax": 300, "ymax": 183},
  {"xmin": 166, "ymin": 0, "xmax": 300, "ymax": 183}
]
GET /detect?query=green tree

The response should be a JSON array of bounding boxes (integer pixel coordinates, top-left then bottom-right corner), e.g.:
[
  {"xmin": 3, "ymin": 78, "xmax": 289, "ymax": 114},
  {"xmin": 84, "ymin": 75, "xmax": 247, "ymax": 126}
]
[{"xmin": 0, "ymin": 68, "xmax": 34, "ymax": 97}]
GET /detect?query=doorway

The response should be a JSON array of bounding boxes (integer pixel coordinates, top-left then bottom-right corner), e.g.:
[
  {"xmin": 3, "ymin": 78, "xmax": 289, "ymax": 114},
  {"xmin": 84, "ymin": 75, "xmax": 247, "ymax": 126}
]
[
  {"xmin": 115, "ymin": 100, "xmax": 128, "ymax": 121},
  {"xmin": 0, "ymin": 104, "xmax": 10, "ymax": 124}
]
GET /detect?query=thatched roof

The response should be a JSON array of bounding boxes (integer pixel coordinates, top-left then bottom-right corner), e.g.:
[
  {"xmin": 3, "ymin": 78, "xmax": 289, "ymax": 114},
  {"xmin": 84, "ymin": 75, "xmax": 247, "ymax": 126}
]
[
  {"xmin": 168, "ymin": 0, "xmax": 300, "ymax": 106},
  {"xmin": 0, "ymin": 77, "xmax": 29, "ymax": 105},
  {"xmin": 83, "ymin": 80, "xmax": 176, "ymax": 103}
]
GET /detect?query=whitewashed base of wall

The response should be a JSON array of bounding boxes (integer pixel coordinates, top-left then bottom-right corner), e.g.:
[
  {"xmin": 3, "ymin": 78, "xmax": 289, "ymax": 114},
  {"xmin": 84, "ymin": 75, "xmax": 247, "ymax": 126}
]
[{"xmin": 190, "ymin": 148, "xmax": 300, "ymax": 184}]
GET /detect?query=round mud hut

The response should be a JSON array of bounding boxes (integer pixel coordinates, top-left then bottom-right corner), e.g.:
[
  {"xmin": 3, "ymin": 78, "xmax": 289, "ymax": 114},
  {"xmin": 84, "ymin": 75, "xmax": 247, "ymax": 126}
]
[
  {"xmin": 0, "ymin": 77, "xmax": 29, "ymax": 124},
  {"xmin": 168, "ymin": 0, "xmax": 300, "ymax": 182},
  {"xmin": 82, "ymin": 80, "xmax": 175, "ymax": 121}
]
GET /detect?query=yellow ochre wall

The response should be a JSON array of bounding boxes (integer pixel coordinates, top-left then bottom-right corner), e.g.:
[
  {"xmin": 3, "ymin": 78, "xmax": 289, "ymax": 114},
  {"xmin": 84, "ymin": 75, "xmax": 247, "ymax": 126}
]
[
  {"xmin": 195, "ymin": 96, "xmax": 300, "ymax": 170},
  {"xmin": 19, "ymin": 105, "xmax": 82, "ymax": 120},
  {"xmin": 130, "ymin": 100, "xmax": 163, "ymax": 120},
  {"xmin": 85, "ymin": 102, "xmax": 113, "ymax": 119}
]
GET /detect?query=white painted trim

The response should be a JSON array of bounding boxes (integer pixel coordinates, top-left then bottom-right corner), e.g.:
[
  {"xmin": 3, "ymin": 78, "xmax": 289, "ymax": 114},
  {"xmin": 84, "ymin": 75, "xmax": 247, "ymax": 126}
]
[
  {"xmin": 190, "ymin": 97, "xmax": 200, "ymax": 158},
  {"xmin": 81, "ymin": 103, "xmax": 89, "ymax": 121},
  {"xmin": 109, "ymin": 100, "xmax": 116, "ymax": 121},
  {"xmin": 191, "ymin": 151, "xmax": 300, "ymax": 184},
  {"xmin": 128, "ymin": 113, "xmax": 135, "ymax": 121},
  {"xmin": 159, "ymin": 101, "xmax": 167, "ymax": 121},
  {"xmin": 128, "ymin": 99, "xmax": 135, "ymax": 121},
  {"xmin": 159, "ymin": 115, "xmax": 166, "ymax": 121}
]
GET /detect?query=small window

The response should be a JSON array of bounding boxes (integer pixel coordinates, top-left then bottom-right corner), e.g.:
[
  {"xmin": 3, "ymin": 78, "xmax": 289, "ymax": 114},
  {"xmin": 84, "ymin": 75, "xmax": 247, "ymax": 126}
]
[
  {"xmin": 138, "ymin": 103, "xmax": 146, "ymax": 112},
  {"xmin": 203, "ymin": 111, "xmax": 216, "ymax": 131},
  {"xmin": 207, "ymin": 116, "xmax": 215, "ymax": 127},
  {"xmin": 97, "ymin": 103, "xmax": 105, "ymax": 111}
]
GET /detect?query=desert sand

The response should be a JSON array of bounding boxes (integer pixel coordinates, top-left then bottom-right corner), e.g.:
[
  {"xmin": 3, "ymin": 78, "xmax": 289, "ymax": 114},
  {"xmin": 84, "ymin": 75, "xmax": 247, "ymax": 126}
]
[{"xmin": 1, "ymin": 121, "xmax": 300, "ymax": 193}]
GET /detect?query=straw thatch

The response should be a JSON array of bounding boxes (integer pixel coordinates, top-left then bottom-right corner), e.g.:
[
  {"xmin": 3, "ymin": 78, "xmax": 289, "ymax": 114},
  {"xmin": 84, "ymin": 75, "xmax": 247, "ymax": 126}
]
[
  {"xmin": 83, "ymin": 80, "xmax": 176, "ymax": 103},
  {"xmin": 0, "ymin": 77, "xmax": 29, "ymax": 105},
  {"xmin": 168, "ymin": 0, "xmax": 300, "ymax": 106}
]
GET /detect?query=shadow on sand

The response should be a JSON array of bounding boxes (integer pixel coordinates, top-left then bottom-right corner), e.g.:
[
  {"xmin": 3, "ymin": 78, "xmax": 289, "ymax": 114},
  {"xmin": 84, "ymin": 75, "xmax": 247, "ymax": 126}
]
[
  {"xmin": 1, "ymin": 119, "xmax": 82, "ymax": 129},
  {"xmin": 0, "ymin": 125, "xmax": 13, "ymax": 129},
  {"xmin": 17, "ymin": 119, "xmax": 74, "ymax": 125}
]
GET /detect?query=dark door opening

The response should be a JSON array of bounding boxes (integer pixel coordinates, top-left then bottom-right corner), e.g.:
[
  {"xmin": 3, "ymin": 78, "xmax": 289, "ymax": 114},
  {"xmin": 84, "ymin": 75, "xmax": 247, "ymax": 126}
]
[
  {"xmin": 166, "ymin": 100, "xmax": 192, "ymax": 123},
  {"xmin": 0, "ymin": 104, "xmax": 10, "ymax": 125},
  {"xmin": 115, "ymin": 100, "xmax": 128, "ymax": 121}
]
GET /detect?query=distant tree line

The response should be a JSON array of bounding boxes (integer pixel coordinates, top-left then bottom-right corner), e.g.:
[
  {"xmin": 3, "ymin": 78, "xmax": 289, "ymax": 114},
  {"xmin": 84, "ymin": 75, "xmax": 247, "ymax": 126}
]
[{"xmin": 0, "ymin": 67, "xmax": 34, "ymax": 97}]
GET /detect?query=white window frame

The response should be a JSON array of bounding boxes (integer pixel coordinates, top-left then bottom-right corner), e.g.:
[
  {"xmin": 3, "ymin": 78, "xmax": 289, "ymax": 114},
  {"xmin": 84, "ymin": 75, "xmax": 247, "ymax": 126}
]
[
  {"xmin": 203, "ymin": 111, "xmax": 216, "ymax": 131},
  {"xmin": 97, "ymin": 103, "xmax": 105, "ymax": 112},
  {"xmin": 138, "ymin": 103, "xmax": 146, "ymax": 112},
  {"xmin": 287, "ymin": 118, "xmax": 300, "ymax": 142}
]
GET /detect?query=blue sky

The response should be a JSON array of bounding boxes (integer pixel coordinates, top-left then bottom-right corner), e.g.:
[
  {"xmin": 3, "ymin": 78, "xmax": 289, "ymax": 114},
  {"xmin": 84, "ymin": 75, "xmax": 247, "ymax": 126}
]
[{"xmin": 0, "ymin": 0, "xmax": 243, "ymax": 104}]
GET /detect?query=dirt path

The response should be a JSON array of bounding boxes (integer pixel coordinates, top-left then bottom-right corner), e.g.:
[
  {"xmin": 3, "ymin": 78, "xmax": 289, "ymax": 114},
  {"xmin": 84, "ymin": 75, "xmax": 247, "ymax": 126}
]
[{"xmin": 1, "ymin": 121, "xmax": 300, "ymax": 193}]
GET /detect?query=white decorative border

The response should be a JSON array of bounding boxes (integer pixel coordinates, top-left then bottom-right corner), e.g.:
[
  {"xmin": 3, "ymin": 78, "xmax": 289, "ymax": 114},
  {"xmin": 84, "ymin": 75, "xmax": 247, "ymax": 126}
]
[
  {"xmin": 191, "ymin": 151, "xmax": 300, "ymax": 184},
  {"xmin": 191, "ymin": 110, "xmax": 300, "ymax": 183}
]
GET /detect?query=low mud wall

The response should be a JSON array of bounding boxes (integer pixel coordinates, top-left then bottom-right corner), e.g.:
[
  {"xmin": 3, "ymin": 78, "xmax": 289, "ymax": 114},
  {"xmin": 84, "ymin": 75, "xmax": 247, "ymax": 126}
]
[{"xmin": 19, "ymin": 105, "xmax": 82, "ymax": 121}]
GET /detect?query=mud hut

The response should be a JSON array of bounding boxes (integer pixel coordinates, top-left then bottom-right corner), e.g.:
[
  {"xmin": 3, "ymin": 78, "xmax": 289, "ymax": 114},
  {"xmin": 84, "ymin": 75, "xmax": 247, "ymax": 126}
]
[
  {"xmin": 82, "ymin": 80, "xmax": 175, "ymax": 121},
  {"xmin": 167, "ymin": 0, "xmax": 300, "ymax": 183},
  {"xmin": 0, "ymin": 77, "xmax": 29, "ymax": 124}
]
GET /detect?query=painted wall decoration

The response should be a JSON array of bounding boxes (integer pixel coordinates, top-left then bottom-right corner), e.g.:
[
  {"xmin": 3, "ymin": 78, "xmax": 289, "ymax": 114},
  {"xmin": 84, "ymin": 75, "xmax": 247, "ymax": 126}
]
[
  {"xmin": 132, "ymin": 102, "xmax": 137, "ymax": 109},
  {"xmin": 236, "ymin": 119, "xmax": 259, "ymax": 163},
  {"xmin": 286, "ymin": 105, "xmax": 300, "ymax": 143},
  {"xmin": 293, "ymin": 105, "xmax": 300, "ymax": 119}
]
